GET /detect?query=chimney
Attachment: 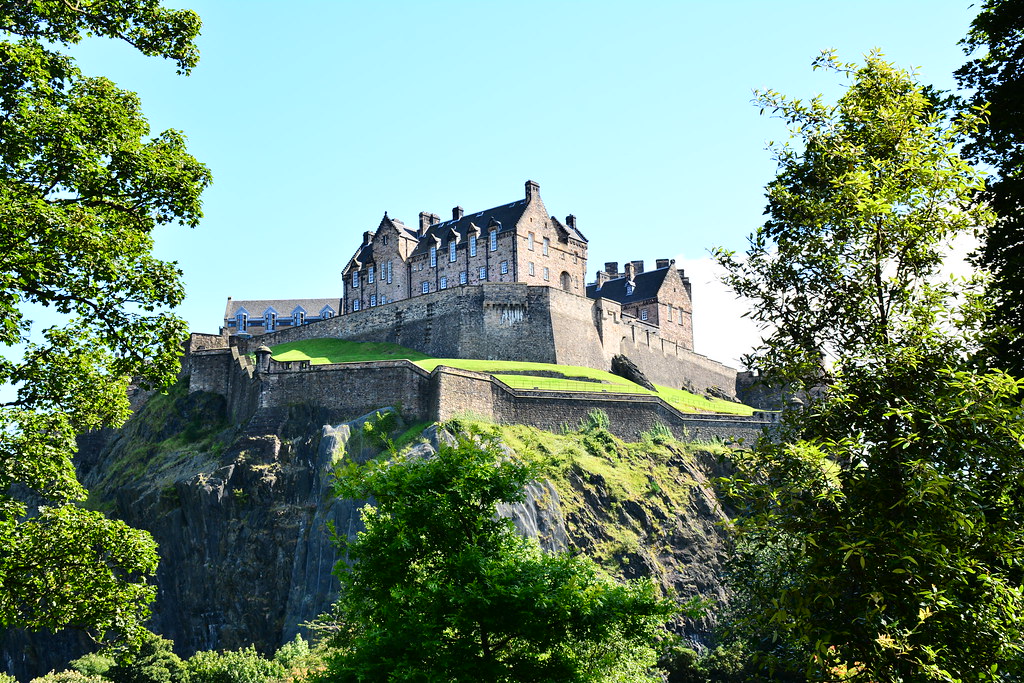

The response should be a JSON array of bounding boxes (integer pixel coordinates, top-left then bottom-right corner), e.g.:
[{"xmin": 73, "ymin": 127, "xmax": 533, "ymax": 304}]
[
  {"xmin": 595, "ymin": 271, "xmax": 609, "ymax": 288},
  {"xmin": 624, "ymin": 261, "xmax": 636, "ymax": 281},
  {"xmin": 453, "ymin": 206, "xmax": 464, "ymax": 220},
  {"xmin": 525, "ymin": 179, "xmax": 540, "ymax": 202},
  {"xmin": 656, "ymin": 258, "xmax": 670, "ymax": 269},
  {"xmin": 604, "ymin": 262, "xmax": 619, "ymax": 277},
  {"xmin": 363, "ymin": 231, "xmax": 373, "ymax": 246},
  {"xmin": 566, "ymin": 214, "xmax": 576, "ymax": 230},
  {"xmin": 418, "ymin": 211, "xmax": 439, "ymax": 236},
  {"xmin": 631, "ymin": 260, "xmax": 644, "ymax": 274}
]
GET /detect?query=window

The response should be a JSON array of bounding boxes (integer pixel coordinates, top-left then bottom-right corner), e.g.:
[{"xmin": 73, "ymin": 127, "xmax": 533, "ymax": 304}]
[
  {"xmin": 422, "ymin": 281, "xmax": 429, "ymax": 294},
  {"xmin": 449, "ymin": 241, "xmax": 457, "ymax": 262},
  {"xmin": 542, "ymin": 237, "xmax": 549, "ymax": 255},
  {"xmin": 430, "ymin": 246, "xmax": 437, "ymax": 267},
  {"xmin": 352, "ymin": 271, "xmax": 359, "ymax": 288},
  {"xmin": 322, "ymin": 308, "xmax": 334, "ymax": 319},
  {"xmin": 500, "ymin": 260, "xmax": 508, "ymax": 275},
  {"xmin": 265, "ymin": 311, "xmax": 276, "ymax": 331},
  {"xmin": 626, "ymin": 284, "xmax": 634, "ymax": 296},
  {"xmin": 380, "ymin": 295, "xmax": 386, "ymax": 304},
  {"xmin": 489, "ymin": 231, "xmax": 497, "ymax": 251},
  {"xmin": 368, "ymin": 265, "xmax": 374, "ymax": 284},
  {"xmin": 236, "ymin": 313, "xmax": 247, "ymax": 332},
  {"xmin": 543, "ymin": 267, "xmax": 549, "ymax": 281},
  {"xmin": 641, "ymin": 309, "xmax": 648, "ymax": 321},
  {"xmin": 469, "ymin": 235, "xmax": 477, "ymax": 256},
  {"xmin": 479, "ymin": 266, "xmax": 487, "ymax": 280},
  {"xmin": 370, "ymin": 295, "xmax": 377, "ymax": 307},
  {"xmin": 459, "ymin": 271, "xmax": 467, "ymax": 285},
  {"xmin": 528, "ymin": 231, "xmax": 535, "ymax": 250},
  {"xmin": 293, "ymin": 311, "xmax": 305, "ymax": 326},
  {"xmin": 387, "ymin": 260, "xmax": 393, "ymax": 284},
  {"xmin": 667, "ymin": 305, "xmax": 673, "ymax": 322},
  {"xmin": 440, "ymin": 276, "xmax": 448, "ymax": 290},
  {"xmin": 528, "ymin": 262, "xmax": 535, "ymax": 276},
  {"xmin": 353, "ymin": 300, "xmax": 360, "ymax": 312},
  {"xmin": 382, "ymin": 234, "xmax": 388, "ymax": 245}
]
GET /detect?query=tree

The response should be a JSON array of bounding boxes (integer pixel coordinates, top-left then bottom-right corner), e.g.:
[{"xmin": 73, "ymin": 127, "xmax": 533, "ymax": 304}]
[
  {"xmin": 715, "ymin": 51, "xmax": 1024, "ymax": 680},
  {"xmin": 956, "ymin": 0, "xmax": 1024, "ymax": 378},
  {"xmin": 0, "ymin": 1, "xmax": 211, "ymax": 637},
  {"xmin": 320, "ymin": 431, "xmax": 680, "ymax": 682}
]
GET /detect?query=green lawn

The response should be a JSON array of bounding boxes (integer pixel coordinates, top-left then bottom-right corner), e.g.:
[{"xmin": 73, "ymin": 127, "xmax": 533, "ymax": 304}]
[{"xmin": 269, "ymin": 338, "xmax": 754, "ymax": 416}]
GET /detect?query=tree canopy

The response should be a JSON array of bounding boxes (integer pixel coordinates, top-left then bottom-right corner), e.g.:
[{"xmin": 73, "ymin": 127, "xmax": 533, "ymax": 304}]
[
  {"xmin": 956, "ymin": 0, "xmax": 1024, "ymax": 378},
  {"xmin": 320, "ymin": 430, "xmax": 679, "ymax": 682},
  {"xmin": 0, "ymin": 0, "xmax": 210, "ymax": 637},
  {"xmin": 716, "ymin": 52, "xmax": 1024, "ymax": 680}
]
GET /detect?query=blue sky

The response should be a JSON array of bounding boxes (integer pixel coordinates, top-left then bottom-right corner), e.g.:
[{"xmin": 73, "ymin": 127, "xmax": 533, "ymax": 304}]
[{"xmin": 68, "ymin": 0, "xmax": 980, "ymax": 367}]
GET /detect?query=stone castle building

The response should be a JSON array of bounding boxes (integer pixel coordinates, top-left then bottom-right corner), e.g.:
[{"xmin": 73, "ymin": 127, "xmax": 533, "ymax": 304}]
[{"xmin": 223, "ymin": 180, "xmax": 696, "ymax": 351}]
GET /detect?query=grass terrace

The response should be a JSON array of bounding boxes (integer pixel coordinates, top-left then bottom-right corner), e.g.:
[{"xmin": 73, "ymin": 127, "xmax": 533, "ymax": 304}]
[{"xmin": 269, "ymin": 338, "xmax": 755, "ymax": 416}]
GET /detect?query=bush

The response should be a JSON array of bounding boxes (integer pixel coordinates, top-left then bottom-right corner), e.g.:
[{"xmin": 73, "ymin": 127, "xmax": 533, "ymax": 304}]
[
  {"xmin": 107, "ymin": 633, "xmax": 187, "ymax": 683},
  {"xmin": 70, "ymin": 653, "xmax": 115, "ymax": 678},
  {"xmin": 30, "ymin": 672, "xmax": 107, "ymax": 683},
  {"xmin": 187, "ymin": 647, "xmax": 285, "ymax": 683}
]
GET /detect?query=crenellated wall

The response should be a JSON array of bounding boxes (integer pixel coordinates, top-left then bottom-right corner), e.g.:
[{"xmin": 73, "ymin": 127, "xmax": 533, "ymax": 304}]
[
  {"xmin": 227, "ymin": 284, "xmax": 738, "ymax": 397},
  {"xmin": 188, "ymin": 338, "xmax": 772, "ymax": 445}
]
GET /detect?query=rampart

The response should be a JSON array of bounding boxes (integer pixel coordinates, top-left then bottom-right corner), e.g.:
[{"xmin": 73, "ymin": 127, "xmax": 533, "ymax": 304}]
[
  {"xmin": 186, "ymin": 335, "xmax": 773, "ymax": 445},
  {"xmin": 227, "ymin": 283, "xmax": 738, "ymax": 396}
]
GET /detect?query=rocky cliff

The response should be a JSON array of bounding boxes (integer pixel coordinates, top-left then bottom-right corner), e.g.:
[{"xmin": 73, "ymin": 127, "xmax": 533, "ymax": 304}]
[{"xmin": 2, "ymin": 379, "xmax": 732, "ymax": 680}]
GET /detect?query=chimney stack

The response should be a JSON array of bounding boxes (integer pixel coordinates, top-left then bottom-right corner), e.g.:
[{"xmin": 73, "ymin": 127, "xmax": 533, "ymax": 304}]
[
  {"xmin": 624, "ymin": 261, "xmax": 636, "ymax": 281},
  {"xmin": 566, "ymin": 214, "xmax": 576, "ymax": 230},
  {"xmin": 631, "ymin": 260, "xmax": 644, "ymax": 274},
  {"xmin": 453, "ymin": 206, "xmax": 464, "ymax": 220},
  {"xmin": 604, "ymin": 262, "xmax": 619, "ymax": 277},
  {"xmin": 525, "ymin": 179, "xmax": 540, "ymax": 202},
  {"xmin": 363, "ymin": 231, "xmax": 373, "ymax": 246},
  {"xmin": 418, "ymin": 211, "xmax": 439, "ymax": 236},
  {"xmin": 595, "ymin": 271, "xmax": 609, "ymax": 288},
  {"xmin": 656, "ymin": 258, "xmax": 670, "ymax": 269}
]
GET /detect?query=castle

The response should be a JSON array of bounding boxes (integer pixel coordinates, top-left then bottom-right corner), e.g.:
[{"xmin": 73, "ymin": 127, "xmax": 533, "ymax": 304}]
[
  {"xmin": 223, "ymin": 180, "xmax": 695, "ymax": 352},
  {"xmin": 187, "ymin": 181, "xmax": 767, "ymax": 442}
]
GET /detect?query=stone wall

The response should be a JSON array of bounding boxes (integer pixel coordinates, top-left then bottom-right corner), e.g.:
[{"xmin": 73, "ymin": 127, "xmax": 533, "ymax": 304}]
[
  {"xmin": 228, "ymin": 284, "xmax": 739, "ymax": 399},
  {"xmin": 187, "ymin": 339, "xmax": 769, "ymax": 445}
]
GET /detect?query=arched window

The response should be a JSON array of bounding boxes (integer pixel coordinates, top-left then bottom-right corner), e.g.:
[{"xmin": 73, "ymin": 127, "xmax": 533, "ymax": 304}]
[{"xmin": 560, "ymin": 271, "xmax": 571, "ymax": 291}]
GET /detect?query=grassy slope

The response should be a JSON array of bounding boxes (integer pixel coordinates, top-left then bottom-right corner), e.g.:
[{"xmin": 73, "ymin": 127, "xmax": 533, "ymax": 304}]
[{"xmin": 269, "ymin": 338, "xmax": 754, "ymax": 416}]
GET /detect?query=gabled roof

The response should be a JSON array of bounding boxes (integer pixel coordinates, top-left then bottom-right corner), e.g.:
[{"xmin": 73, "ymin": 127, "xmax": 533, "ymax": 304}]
[
  {"xmin": 552, "ymin": 216, "xmax": 588, "ymax": 244},
  {"xmin": 225, "ymin": 298, "xmax": 341, "ymax": 319},
  {"xmin": 408, "ymin": 200, "xmax": 530, "ymax": 258},
  {"xmin": 586, "ymin": 267, "xmax": 670, "ymax": 304},
  {"xmin": 344, "ymin": 215, "xmax": 418, "ymax": 273}
]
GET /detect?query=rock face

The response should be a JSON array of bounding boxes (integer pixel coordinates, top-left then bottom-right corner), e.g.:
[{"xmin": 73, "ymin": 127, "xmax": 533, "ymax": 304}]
[
  {"xmin": 2, "ymin": 381, "xmax": 729, "ymax": 680},
  {"xmin": 611, "ymin": 353, "xmax": 657, "ymax": 391}
]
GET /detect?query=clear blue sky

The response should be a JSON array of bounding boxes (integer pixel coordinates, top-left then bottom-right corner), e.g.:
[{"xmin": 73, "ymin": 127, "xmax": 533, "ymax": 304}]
[{"xmin": 69, "ymin": 0, "xmax": 980, "ymax": 367}]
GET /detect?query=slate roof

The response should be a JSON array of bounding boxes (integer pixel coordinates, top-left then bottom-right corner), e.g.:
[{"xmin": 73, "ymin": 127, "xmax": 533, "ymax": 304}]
[
  {"xmin": 408, "ymin": 200, "xmax": 531, "ymax": 258},
  {"xmin": 586, "ymin": 267, "xmax": 669, "ymax": 304},
  {"xmin": 224, "ymin": 297, "xmax": 342, "ymax": 318}
]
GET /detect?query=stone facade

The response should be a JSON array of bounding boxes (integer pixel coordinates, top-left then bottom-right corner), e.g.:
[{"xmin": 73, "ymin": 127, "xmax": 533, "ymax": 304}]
[
  {"xmin": 185, "ymin": 335, "xmax": 774, "ymax": 444},
  {"xmin": 223, "ymin": 298, "xmax": 340, "ymax": 337}
]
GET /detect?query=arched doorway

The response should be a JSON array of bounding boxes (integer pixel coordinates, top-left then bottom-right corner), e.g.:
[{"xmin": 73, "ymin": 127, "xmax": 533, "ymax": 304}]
[{"xmin": 560, "ymin": 271, "xmax": 572, "ymax": 292}]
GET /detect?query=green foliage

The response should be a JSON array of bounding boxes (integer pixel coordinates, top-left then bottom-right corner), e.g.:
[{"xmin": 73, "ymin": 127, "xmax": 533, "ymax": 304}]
[
  {"xmin": 274, "ymin": 635, "xmax": 311, "ymax": 669},
  {"xmin": 29, "ymin": 671, "xmax": 107, "ymax": 683},
  {"xmin": 716, "ymin": 51, "xmax": 1024, "ymax": 681},
  {"xmin": 0, "ymin": 0, "xmax": 210, "ymax": 637},
  {"xmin": 580, "ymin": 408, "xmax": 611, "ymax": 432},
  {"xmin": 187, "ymin": 646, "xmax": 286, "ymax": 683},
  {"xmin": 957, "ymin": 0, "xmax": 1024, "ymax": 378},
  {"xmin": 71, "ymin": 653, "xmax": 116, "ymax": 678},
  {"xmin": 0, "ymin": 673, "xmax": 15, "ymax": 683},
  {"xmin": 321, "ymin": 434, "xmax": 679, "ymax": 682},
  {"xmin": 107, "ymin": 632, "xmax": 188, "ymax": 683}
]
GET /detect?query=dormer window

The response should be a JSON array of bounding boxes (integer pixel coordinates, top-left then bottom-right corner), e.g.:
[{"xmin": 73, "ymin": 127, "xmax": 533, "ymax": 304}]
[
  {"xmin": 293, "ymin": 310, "xmax": 305, "ymax": 326},
  {"xmin": 626, "ymin": 283, "xmax": 634, "ymax": 296},
  {"xmin": 265, "ymin": 311, "xmax": 277, "ymax": 331},
  {"xmin": 236, "ymin": 312, "xmax": 247, "ymax": 332}
]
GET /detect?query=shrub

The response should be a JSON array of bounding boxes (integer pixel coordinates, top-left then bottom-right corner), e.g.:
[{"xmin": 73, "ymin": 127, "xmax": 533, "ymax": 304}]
[
  {"xmin": 30, "ymin": 672, "xmax": 106, "ymax": 683},
  {"xmin": 187, "ymin": 647, "xmax": 285, "ymax": 683}
]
